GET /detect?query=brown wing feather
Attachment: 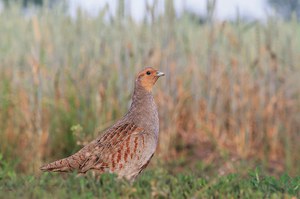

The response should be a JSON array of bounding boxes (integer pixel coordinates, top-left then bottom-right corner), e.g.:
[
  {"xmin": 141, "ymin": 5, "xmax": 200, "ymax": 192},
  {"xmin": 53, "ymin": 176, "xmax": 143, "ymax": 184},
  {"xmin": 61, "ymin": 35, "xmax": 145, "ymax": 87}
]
[
  {"xmin": 79, "ymin": 123, "xmax": 144, "ymax": 173},
  {"xmin": 40, "ymin": 122, "xmax": 144, "ymax": 173},
  {"xmin": 40, "ymin": 141, "xmax": 97, "ymax": 172}
]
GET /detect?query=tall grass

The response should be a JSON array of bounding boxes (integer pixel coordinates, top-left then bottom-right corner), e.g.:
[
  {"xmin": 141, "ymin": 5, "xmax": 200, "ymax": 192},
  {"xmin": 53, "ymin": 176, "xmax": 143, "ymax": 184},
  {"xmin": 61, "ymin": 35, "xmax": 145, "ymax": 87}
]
[{"xmin": 0, "ymin": 3, "xmax": 299, "ymax": 175}]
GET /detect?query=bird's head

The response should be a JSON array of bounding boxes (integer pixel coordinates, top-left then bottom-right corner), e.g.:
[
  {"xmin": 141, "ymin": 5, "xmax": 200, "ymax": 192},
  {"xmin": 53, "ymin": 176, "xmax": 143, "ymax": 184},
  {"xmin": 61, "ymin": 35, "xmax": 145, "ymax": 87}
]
[{"xmin": 136, "ymin": 67, "xmax": 165, "ymax": 92}]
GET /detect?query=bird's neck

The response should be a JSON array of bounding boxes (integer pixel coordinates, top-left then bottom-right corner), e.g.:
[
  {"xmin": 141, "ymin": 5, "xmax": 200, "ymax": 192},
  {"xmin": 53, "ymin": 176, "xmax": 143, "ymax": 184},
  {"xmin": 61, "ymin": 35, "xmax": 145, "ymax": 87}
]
[
  {"xmin": 126, "ymin": 82, "xmax": 159, "ymax": 136},
  {"xmin": 131, "ymin": 82, "xmax": 153, "ymax": 105}
]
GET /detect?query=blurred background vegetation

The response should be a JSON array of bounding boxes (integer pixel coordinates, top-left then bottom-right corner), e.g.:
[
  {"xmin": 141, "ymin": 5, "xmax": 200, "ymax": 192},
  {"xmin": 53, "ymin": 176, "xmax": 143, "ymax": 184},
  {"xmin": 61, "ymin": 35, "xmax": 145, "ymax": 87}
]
[{"xmin": 0, "ymin": 0, "xmax": 299, "ymax": 178}]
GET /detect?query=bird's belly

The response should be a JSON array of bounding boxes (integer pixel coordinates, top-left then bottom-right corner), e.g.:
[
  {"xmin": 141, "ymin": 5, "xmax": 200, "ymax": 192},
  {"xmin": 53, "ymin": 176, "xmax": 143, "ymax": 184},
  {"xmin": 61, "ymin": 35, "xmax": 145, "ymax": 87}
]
[
  {"xmin": 116, "ymin": 154, "xmax": 154, "ymax": 180},
  {"xmin": 111, "ymin": 135, "xmax": 157, "ymax": 180}
]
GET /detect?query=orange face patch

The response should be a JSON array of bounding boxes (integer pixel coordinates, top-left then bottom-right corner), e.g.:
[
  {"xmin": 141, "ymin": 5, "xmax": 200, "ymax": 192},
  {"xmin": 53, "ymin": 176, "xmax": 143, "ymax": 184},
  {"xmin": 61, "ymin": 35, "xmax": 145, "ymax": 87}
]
[{"xmin": 137, "ymin": 67, "xmax": 161, "ymax": 92}]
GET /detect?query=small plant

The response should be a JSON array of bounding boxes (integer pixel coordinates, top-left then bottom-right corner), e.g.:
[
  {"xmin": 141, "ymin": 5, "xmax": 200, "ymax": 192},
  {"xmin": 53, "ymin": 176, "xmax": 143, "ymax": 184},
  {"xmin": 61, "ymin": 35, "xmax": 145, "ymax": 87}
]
[{"xmin": 0, "ymin": 153, "xmax": 16, "ymax": 181}]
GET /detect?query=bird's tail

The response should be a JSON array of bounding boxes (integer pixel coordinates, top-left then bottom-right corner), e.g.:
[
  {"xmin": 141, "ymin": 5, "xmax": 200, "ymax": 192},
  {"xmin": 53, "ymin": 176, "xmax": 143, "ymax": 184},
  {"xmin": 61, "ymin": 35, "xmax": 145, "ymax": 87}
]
[{"xmin": 40, "ymin": 156, "xmax": 78, "ymax": 172}]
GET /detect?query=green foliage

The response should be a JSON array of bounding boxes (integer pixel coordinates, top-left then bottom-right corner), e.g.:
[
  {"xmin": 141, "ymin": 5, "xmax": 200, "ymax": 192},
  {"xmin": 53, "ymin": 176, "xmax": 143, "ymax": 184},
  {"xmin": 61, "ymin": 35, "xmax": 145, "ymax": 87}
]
[
  {"xmin": 248, "ymin": 168, "xmax": 300, "ymax": 197},
  {"xmin": 0, "ymin": 168, "xmax": 299, "ymax": 198},
  {"xmin": 0, "ymin": 154, "xmax": 17, "ymax": 182}
]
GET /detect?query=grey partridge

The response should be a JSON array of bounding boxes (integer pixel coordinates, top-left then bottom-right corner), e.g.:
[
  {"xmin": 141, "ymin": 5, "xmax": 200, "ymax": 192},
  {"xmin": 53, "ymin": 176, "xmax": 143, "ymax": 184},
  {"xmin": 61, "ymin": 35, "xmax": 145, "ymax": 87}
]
[{"xmin": 41, "ymin": 67, "xmax": 165, "ymax": 181}]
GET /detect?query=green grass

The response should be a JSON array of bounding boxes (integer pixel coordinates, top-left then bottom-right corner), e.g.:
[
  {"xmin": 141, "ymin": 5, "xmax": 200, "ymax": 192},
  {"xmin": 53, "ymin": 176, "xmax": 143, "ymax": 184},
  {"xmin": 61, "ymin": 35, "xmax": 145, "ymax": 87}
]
[
  {"xmin": 1, "ymin": 154, "xmax": 299, "ymax": 198},
  {"xmin": 0, "ymin": 168, "xmax": 299, "ymax": 199}
]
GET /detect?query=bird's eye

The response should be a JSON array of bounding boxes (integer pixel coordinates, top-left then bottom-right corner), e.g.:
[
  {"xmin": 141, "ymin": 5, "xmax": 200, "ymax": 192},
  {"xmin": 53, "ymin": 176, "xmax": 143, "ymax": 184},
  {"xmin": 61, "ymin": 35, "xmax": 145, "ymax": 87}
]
[{"xmin": 146, "ymin": 71, "xmax": 151, "ymax": 75}]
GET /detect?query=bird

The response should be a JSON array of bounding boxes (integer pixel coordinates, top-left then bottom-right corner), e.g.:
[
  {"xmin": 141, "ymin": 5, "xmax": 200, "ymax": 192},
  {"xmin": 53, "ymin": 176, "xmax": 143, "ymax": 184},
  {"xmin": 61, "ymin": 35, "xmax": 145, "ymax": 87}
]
[{"xmin": 40, "ymin": 67, "xmax": 165, "ymax": 181}]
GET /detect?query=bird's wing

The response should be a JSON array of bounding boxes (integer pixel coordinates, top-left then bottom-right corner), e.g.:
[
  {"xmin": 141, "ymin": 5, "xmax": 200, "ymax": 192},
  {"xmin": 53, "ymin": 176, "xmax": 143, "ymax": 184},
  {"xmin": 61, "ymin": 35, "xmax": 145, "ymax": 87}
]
[
  {"xmin": 40, "ymin": 122, "xmax": 144, "ymax": 173},
  {"xmin": 78, "ymin": 122, "xmax": 145, "ymax": 173}
]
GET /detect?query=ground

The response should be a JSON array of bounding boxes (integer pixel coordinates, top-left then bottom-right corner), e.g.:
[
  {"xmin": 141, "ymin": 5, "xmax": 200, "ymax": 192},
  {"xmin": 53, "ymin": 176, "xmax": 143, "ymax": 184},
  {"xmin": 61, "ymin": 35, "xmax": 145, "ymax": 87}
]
[{"xmin": 0, "ymin": 167, "xmax": 299, "ymax": 198}]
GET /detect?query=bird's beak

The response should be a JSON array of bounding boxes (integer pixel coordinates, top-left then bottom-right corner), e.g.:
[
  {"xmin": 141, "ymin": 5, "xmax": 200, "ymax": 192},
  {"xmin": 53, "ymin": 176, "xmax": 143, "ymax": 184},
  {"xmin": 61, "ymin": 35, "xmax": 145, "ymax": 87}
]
[{"xmin": 156, "ymin": 71, "xmax": 165, "ymax": 77}]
